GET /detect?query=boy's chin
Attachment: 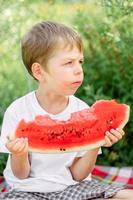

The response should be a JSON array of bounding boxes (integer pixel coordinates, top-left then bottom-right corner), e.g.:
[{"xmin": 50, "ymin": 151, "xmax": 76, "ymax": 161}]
[{"xmin": 64, "ymin": 90, "xmax": 78, "ymax": 96}]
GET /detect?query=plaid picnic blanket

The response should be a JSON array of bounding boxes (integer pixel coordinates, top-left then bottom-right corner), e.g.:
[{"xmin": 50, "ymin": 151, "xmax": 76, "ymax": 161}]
[
  {"xmin": 92, "ymin": 165, "xmax": 133, "ymax": 190},
  {"xmin": 0, "ymin": 165, "xmax": 133, "ymax": 192}
]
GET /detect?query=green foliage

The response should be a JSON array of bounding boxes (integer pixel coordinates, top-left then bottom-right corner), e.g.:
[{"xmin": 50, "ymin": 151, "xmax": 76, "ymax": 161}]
[{"xmin": 0, "ymin": 0, "xmax": 133, "ymax": 174}]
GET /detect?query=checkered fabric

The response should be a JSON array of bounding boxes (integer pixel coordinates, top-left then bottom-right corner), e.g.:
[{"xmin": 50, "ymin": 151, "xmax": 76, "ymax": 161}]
[
  {"xmin": 0, "ymin": 179, "xmax": 124, "ymax": 200},
  {"xmin": 92, "ymin": 165, "xmax": 133, "ymax": 190}
]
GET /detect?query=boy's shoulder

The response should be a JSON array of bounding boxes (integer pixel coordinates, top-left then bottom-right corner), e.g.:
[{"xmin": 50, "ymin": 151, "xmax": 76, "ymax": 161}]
[{"xmin": 6, "ymin": 91, "xmax": 35, "ymax": 113}]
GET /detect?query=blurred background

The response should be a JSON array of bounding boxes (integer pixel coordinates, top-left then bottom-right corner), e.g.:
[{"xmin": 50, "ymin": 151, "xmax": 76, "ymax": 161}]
[{"xmin": 0, "ymin": 0, "xmax": 133, "ymax": 175}]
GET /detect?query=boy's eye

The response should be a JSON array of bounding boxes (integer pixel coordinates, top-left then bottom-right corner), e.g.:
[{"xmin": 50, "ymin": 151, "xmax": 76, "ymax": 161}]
[
  {"xmin": 64, "ymin": 61, "xmax": 72, "ymax": 65},
  {"xmin": 63, "ymin": 60, "xmax": 84, "ymax": 66},
  {"xmin": 79, "ymin": 60, "xmax": 84, "ymax": 64}
]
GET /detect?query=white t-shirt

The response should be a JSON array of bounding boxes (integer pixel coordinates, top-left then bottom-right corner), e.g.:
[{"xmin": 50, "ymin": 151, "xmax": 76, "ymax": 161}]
[{"xmin": 0, "ymin": 91, "xmax": 101, "ymax": 193}]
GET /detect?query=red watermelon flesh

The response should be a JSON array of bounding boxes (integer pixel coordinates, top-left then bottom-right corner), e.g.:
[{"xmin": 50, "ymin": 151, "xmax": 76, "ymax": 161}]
[
  {"xmin": 91, "ymin": 100, "xmax": 130, "ymax": 130},
  {"xmin": 11, "ymin": 100, "xmax": 130, "ymax": 153}
]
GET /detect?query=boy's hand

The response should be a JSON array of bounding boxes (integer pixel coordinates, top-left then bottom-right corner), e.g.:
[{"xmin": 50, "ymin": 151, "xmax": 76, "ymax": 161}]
[
  {"xmin": 6, "ymin": 136, "xmax": 29, "ymax": 155},
  {"xmin": 104, "ymin": 128, "xmax": 125, "ymax": 147}
]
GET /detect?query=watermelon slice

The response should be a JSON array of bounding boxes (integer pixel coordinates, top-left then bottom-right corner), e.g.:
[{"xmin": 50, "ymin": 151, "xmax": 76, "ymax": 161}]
[{"xmin": 10, "ymin": 100, "xmax": 130, "ymax": 153}]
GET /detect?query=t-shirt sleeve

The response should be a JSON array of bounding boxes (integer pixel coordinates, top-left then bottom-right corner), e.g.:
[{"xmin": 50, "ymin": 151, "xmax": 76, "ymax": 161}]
[{"xmin": 0, "ymin": 108, "xmax": 18, "ymax": 153}]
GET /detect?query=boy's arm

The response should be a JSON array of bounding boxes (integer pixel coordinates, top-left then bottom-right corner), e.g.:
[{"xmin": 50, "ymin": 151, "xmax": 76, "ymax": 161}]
[
  {"xmin": 69, "ymin": 148, "xmax": 99, "ymax": 182},
  {"xmin": 6, "ymin": 137, "xmax": 30, "ymax": 179},
  {"xmin": 11, "ymin": 152, "xmax": 30, "ymax": 179},
  {"xmin": 70, "ymin": 128, "xmax": 124, "ymax": 182}
]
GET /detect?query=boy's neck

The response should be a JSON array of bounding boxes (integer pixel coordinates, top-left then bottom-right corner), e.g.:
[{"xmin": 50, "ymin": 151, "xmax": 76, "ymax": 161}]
[{"xmin": 35, "ymin": 89, "xmax": 69, "ymax": 115}]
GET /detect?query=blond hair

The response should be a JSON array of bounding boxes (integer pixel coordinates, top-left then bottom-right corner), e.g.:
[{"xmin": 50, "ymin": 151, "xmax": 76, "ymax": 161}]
[{"xmin": 21, "ymin": 21, "xmax": 83, "ymax": 76}]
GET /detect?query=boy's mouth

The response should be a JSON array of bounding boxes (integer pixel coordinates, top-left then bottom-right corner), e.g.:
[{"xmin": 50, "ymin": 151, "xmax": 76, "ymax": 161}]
[{"xmin": 71, "ymin": 81, "xmax": 82, "ymax": 86}]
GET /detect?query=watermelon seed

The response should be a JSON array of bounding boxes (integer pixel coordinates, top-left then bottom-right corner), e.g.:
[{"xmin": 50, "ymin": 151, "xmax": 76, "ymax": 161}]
[
  {"xmin": 77, "ymin": 132, "xmax": 82, "ymax": 138},
  {"xmin": 107, "ymin": 119, "xmax": 113, "ymax": 125},
  {"xmin": 96, "ymin": 128, "xmax": 102, "ymax": 132},
  {"xmin": 60, "ymin": 148, "xmax": 66, "ymax": 151}
]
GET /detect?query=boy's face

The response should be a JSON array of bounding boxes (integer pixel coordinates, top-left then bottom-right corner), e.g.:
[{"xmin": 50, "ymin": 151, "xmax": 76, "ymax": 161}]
[{"xmin": 42, "ymin": 44, "xmax": 84, "ymax": 96}]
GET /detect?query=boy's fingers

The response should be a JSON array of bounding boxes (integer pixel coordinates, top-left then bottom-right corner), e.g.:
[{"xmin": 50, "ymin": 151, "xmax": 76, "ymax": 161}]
[
  {"xmin": 6, "ymin": 135, "xmax": 13, "ymax": 142},
  {"xmin": 109, "ymin": 129, "xmax": 123, "ymax": 140},
  {"xmin": 7, "ymin": 134, "xmax": 15, "ymax": 142},
  {"xmin": 14, "ymin": 138, "xmax": 29, "ymax": 154},
  {"xmin": 12, "ymin": 138, "xmax": 26, "ymax": 151},
  {"xmin": 116, "ymin": 128, "xmax": 125, "ymax": 135},
  {"xmin": 6, "ymin": 138, "xmax": 19, "ymax": 148},
  {"xmin": 6, "ymin": 138, "xmax": 25, "ymax": 152},
  {"xmin": 15, "ymin": 142, "xmax": 26, "ymax": 152},
  {"xmin": 104, "ymin": 135, "xmax": 112, "ymax": 147},
  {"xmin": 23, "ymin": 139, "xmax": 29, "ymax": 153},
  {"xmin": 106, "ymin": 131, "xmax": 119, "ymax": 143}
]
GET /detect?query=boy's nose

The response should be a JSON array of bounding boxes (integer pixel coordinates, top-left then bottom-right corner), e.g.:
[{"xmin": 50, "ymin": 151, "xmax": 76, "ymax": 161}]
[{"xmin": 74, "ymin": 63, "xmax": 83, "ymax": 75}]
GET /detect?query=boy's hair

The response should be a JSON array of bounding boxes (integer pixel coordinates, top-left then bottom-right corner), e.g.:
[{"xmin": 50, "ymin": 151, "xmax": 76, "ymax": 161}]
[{"xmin": 21, "ymin": 21, "xmax": 83, "ymax": 77}]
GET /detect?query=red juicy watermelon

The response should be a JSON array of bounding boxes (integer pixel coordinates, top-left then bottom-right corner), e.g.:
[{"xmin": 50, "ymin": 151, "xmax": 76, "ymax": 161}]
[{"xmin": 10, "ymin": 100, "xmax": 130, "ymax": 153}]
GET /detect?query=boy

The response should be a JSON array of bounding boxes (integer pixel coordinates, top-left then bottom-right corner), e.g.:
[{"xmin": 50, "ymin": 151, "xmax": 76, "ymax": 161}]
[{"xmin": 0, "ymin": 21, "xmax": 133, "ymax": 200}]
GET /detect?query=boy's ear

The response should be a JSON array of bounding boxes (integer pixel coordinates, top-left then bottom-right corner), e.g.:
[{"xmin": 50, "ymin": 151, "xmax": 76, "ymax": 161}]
[{"xmin": 31, "ymin": 62, "xmax": 45, "ymax": 82}]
